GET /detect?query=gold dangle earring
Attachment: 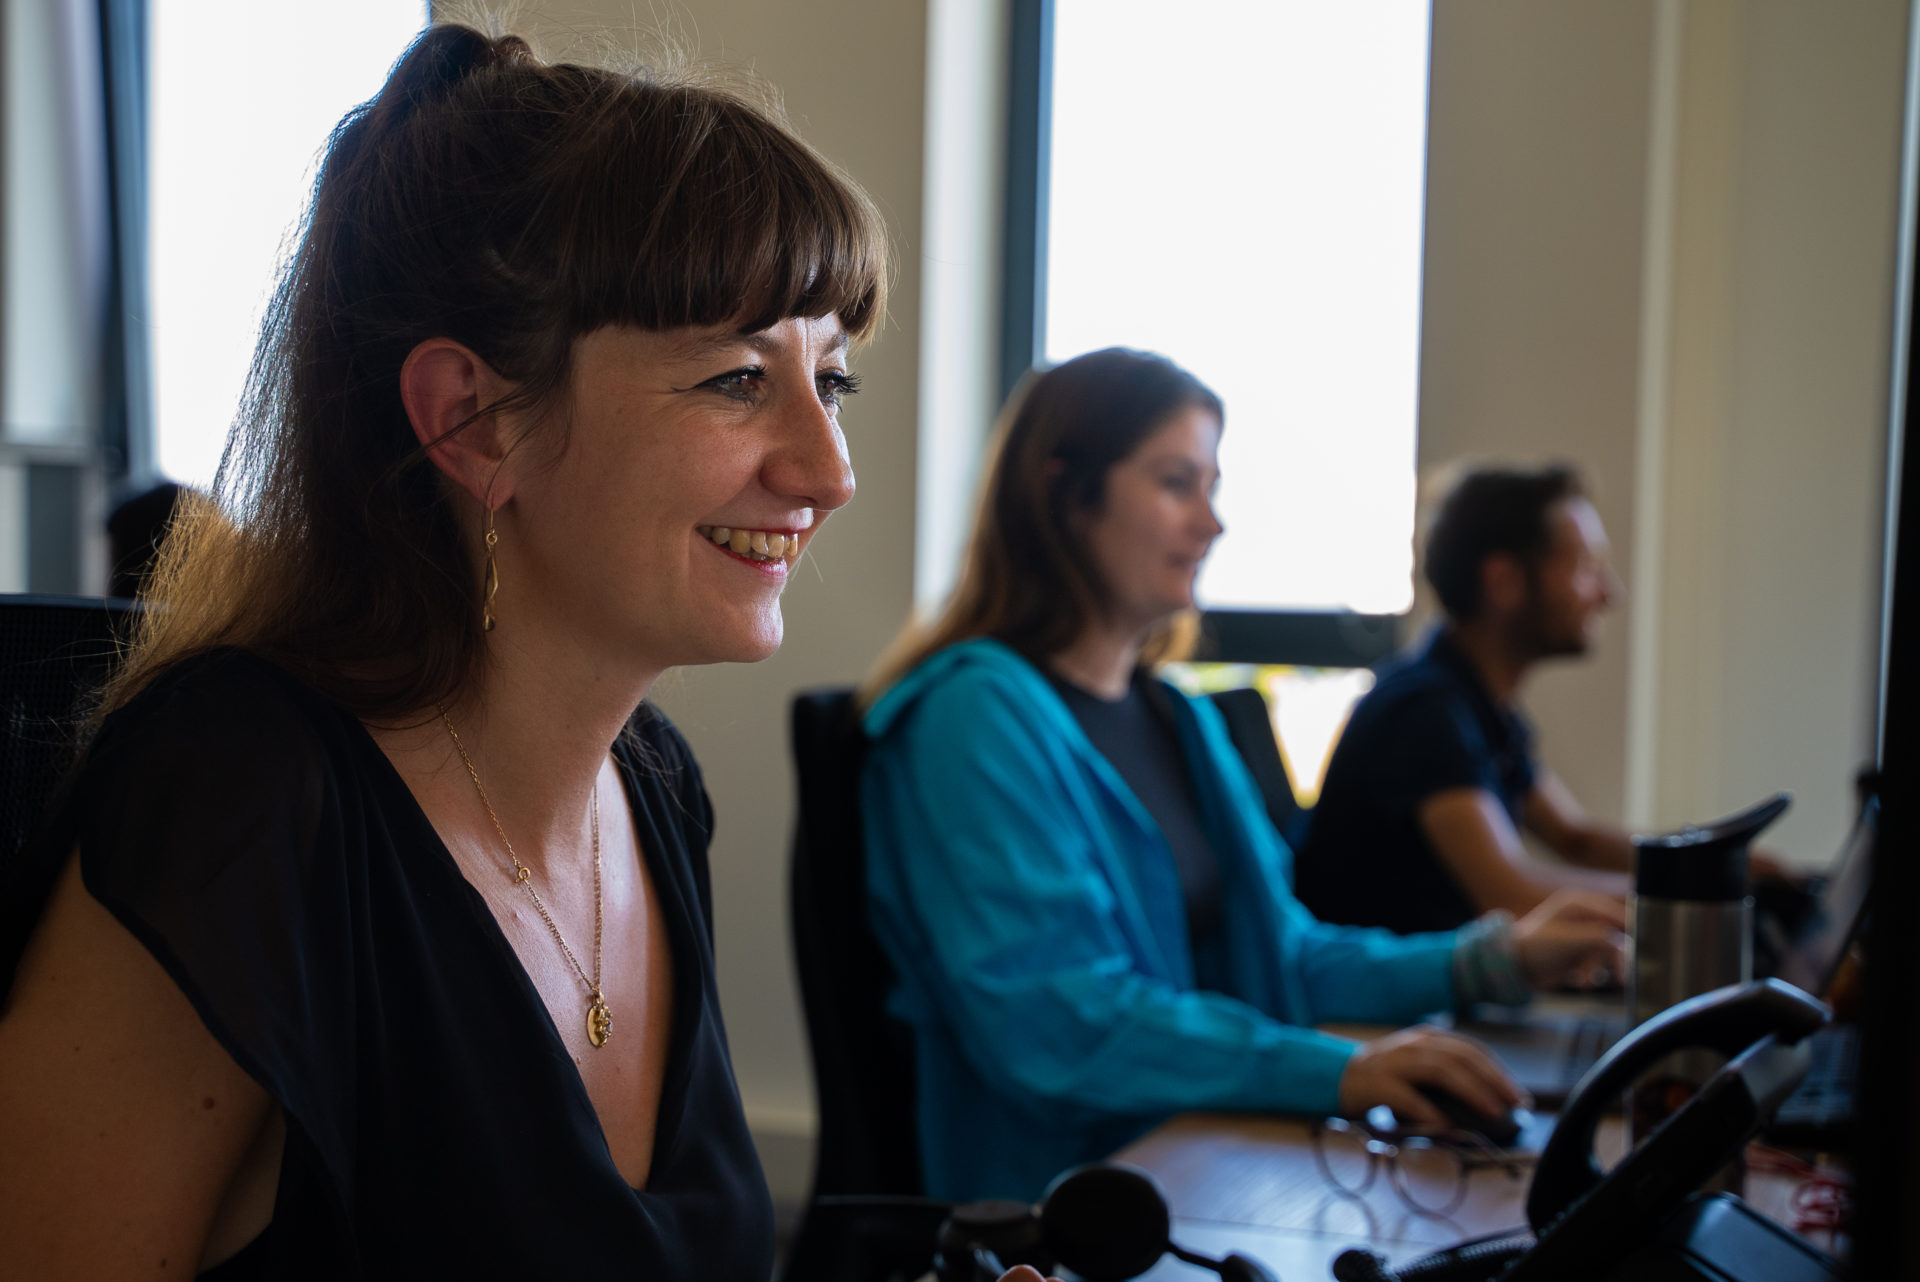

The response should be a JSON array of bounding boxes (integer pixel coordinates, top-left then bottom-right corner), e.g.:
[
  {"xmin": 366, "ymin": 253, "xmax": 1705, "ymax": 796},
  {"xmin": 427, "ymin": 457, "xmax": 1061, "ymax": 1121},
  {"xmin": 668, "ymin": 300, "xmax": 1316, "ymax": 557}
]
[{"xmin": 482, "ymin": 507, "xmax": 500, "ymax": 632}]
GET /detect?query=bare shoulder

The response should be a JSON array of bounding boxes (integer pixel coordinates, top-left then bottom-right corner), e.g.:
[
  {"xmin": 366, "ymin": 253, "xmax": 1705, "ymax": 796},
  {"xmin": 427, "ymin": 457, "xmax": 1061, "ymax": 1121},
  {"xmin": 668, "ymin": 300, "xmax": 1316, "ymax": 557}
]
[{"xmin": 0, "ymin": 850, "xmax": 272, "ymax": 1277}]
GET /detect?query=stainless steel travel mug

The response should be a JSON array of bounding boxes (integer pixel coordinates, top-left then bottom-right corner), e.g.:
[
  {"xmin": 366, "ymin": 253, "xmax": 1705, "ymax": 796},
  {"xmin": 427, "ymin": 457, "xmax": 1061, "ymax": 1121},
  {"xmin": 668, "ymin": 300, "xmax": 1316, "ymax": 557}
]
[{"xmin": 1628, "ymin": 828, "xmax": 1754, "ymax": 1186}]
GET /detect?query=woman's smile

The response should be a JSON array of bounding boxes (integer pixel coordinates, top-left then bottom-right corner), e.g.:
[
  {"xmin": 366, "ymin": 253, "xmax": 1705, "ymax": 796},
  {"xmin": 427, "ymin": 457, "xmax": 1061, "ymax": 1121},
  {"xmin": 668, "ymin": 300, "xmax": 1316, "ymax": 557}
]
[{"xmin": 694, "ymin": 524, "xmax": 807, "ymax": 575}]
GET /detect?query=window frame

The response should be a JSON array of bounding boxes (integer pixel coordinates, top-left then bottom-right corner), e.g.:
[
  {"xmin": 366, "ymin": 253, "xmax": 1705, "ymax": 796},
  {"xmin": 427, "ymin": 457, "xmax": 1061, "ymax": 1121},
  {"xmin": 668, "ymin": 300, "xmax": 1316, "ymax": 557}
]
[{"xmin": 999, "ymin": 0, "xmax": 1414, "ymax": 669}]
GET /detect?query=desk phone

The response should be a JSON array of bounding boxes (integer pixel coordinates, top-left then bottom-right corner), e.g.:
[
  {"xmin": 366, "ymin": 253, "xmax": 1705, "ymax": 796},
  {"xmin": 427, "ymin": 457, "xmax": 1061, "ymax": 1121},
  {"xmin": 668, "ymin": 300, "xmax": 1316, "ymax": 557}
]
[{"xmin": 1334, "ymin": 978, "xmax": 1844, "ymax": 1282}]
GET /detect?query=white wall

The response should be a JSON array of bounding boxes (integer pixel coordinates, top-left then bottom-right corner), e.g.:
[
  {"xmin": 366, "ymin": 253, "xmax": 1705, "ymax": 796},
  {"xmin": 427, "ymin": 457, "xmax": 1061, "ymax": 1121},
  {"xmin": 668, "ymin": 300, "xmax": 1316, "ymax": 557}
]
[
  {"xmin": 1633, "ymin": 0, "xmax": 1904, "ymax": 854},
  {"xmin": 916, "ymin": 0, "xmax": 1008, "ymax": 613}
]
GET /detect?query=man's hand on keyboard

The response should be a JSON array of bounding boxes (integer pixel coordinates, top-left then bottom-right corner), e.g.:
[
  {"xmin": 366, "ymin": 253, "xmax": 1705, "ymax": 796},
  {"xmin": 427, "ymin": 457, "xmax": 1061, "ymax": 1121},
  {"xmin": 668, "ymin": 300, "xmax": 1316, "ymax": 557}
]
[{"xmin": 1512, "ymin": 888, "xmax": 1629, "ymax": 989}]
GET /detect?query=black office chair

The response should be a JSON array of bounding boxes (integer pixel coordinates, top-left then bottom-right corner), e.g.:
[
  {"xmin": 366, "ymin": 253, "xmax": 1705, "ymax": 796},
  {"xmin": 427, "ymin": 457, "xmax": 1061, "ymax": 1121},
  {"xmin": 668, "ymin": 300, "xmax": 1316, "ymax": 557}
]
[
  {"xmin": 0, "ymin": 594, "xmax": 137, "ymax": 868},
  {"xmin": 0, "ymin": 595, "xmax": 138, "ymax": 984},
  {"xmin": 782, "ymin": 688, "xmax": 940, "ymax": 1282},
  {"xmin": 780, "ymin": 683, "xmax": 1306, "ymax": 1281},
  {"xmin": 1206, "ymin": 685, "xmax": 1310, "ymax": 851}
]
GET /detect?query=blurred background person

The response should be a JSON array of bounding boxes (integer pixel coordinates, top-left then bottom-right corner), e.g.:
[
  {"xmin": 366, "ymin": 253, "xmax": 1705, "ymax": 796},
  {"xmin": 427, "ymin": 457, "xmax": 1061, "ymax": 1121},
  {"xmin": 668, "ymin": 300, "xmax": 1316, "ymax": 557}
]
[
  {"xmin": 858, "ymin": 352, "xmax": 1625, "ymax": 1202},
  {"xmin": 1294, "ymin": 464, "xmax": 1634, "ymax": 935}
]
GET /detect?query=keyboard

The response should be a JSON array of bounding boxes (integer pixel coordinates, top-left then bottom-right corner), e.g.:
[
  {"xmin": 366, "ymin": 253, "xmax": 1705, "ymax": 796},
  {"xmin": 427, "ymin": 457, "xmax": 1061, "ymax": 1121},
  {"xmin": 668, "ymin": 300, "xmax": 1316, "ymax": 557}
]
[
  {"xmin": 1763, "ymin": 1024, "xmax": 1858, "ymax": 1147},
  {"xmin": 1557, "ymin": 1014, "xmax": 1621, "ymax": 1093}
]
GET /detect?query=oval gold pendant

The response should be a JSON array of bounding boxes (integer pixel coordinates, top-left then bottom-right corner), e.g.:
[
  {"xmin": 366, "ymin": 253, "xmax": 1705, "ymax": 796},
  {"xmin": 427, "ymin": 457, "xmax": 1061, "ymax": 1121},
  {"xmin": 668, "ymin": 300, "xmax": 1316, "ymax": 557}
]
[{"xmin": 587, "ymin": 995, "xmax": 613, "ymax": 1048}]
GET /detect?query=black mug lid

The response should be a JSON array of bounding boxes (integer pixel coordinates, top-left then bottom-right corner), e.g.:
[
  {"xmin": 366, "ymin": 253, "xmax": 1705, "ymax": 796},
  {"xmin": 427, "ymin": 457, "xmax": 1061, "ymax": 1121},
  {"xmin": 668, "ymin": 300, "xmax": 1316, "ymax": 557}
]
[
  {"xmin": 1634, "ymin": 843, "xmax": 1750, "ymax": 900},
  {"xmin": 1632, "ymin": 792, "xmax": 1790, "ymax": 901}
]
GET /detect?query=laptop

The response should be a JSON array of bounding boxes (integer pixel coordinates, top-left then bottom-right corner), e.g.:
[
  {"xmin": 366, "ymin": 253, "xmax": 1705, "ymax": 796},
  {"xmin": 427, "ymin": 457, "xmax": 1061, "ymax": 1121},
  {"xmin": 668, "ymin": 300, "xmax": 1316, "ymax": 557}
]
[
  {"xmin": 1453, "ymin": 793, "xmax": 1878, "ymax": 1115},
  {"xmin": 1758, "ymin": 793, "xmax": 1876, "ymax": 1145}
]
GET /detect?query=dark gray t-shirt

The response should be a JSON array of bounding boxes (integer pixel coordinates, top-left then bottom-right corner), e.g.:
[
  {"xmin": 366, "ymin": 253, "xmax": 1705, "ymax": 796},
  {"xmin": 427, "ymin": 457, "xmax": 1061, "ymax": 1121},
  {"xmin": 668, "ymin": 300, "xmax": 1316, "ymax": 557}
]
[{"xmin": 1047, "ymin": 669, "xmax": 1225, "ymax": 950}]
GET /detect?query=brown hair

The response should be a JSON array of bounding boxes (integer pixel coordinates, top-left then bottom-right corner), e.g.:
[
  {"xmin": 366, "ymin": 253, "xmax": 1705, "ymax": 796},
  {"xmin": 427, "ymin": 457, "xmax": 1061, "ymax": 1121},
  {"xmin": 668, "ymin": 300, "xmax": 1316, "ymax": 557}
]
[
  {"xmin": 103, "ymin": 23, "xmax": 887, "ymax": 721},
  {"xmin": 1423, "ymin": 462, "xmax": 1586, "ymax": 621},
  {"xmin": 863, "ymin": 348, "xmax": 1222, "ymax": 702}
]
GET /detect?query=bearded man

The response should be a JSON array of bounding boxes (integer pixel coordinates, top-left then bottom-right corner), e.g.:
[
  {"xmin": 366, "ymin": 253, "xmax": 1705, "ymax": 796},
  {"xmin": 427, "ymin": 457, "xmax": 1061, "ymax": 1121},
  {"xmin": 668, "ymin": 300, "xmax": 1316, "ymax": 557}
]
[{"xmin": 1294, "ymin": 464, "xmax": 1634, "ymax": 934}]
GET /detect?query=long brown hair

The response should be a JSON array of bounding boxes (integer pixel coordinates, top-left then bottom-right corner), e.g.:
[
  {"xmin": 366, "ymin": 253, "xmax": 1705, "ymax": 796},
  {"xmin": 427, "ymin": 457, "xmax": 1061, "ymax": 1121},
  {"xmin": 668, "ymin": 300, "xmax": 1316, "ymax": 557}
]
[
  {"xmin": 103, "ymin": 23, "xmax": 887, "ymax": 722},
  {"xmin": 864, "ymin": 348, "xmax": 1223, "ymax": 702}
]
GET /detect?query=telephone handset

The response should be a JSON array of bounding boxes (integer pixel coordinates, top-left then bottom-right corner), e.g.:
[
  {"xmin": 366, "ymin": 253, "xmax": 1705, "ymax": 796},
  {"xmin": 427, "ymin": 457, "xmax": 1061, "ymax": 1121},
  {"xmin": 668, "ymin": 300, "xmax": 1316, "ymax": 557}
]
[
  {"xmin": 1335, "ymin": 978, "xmax": 1840, "ymax": 1282},
  {"xmin": 1508, "ymin": 978, "xmax": 1827, "ymax": 1279}
]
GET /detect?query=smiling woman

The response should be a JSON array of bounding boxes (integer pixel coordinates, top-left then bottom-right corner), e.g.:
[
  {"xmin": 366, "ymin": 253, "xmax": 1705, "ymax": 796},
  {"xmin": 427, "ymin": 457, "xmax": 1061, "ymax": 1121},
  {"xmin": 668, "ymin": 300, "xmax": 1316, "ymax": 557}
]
[{"xmin": 0, "ymin": 22, "xmax": 885, "ymax": 1281}]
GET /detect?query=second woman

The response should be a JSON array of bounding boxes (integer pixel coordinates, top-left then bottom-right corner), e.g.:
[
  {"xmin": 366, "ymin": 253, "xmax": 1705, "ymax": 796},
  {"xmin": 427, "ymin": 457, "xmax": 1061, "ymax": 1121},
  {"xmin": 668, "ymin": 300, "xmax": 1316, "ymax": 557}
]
[{"xmin": 860, "ymin": 348, "xmax": 1627, "ymax": 1202}]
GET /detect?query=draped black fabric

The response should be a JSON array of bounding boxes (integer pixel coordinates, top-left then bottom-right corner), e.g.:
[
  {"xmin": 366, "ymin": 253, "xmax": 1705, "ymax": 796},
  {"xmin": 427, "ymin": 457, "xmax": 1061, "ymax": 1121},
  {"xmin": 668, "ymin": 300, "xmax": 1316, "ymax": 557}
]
[{"xmin": 12, "ymin": 649, "xmax": 773, "ymax": 1279}]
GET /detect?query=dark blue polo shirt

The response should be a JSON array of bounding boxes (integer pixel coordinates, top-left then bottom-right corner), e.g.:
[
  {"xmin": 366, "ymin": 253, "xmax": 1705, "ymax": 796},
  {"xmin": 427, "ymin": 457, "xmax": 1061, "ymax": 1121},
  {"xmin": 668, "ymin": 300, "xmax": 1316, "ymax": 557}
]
[{"xmin": 1294, "ymin": 628, "xmax": 1538, "ymax": 933}]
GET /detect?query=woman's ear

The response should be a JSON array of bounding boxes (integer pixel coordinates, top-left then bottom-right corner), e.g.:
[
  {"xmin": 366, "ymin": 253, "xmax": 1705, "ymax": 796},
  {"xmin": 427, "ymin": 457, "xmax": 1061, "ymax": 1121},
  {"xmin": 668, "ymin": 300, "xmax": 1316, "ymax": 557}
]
[{"xmin": 399, "ymin": 338, "xmax": 520, "ymax": 508}]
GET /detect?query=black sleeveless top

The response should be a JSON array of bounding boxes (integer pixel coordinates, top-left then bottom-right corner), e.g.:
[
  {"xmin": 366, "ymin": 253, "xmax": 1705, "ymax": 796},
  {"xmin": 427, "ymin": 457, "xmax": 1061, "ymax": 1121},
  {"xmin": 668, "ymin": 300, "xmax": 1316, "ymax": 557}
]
[{"xmin": 6, "ymin": 650, "xmax": 773, "ymax": 1280}]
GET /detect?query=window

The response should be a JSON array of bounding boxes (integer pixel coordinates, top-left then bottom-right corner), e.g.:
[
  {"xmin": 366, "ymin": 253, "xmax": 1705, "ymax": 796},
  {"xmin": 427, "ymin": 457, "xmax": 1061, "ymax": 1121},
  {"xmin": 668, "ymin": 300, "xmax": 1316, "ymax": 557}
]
[
  {"xmin": 1166, "ymin": 661, "xmax": 1375, "ymax": 804},
  {"xmin": 1014, "ymin": 0, "xmax": 1433, "ymax": 663},
  {"xmin": 151, "ymin": 1, "xmax": 428, "ymax": 489}
]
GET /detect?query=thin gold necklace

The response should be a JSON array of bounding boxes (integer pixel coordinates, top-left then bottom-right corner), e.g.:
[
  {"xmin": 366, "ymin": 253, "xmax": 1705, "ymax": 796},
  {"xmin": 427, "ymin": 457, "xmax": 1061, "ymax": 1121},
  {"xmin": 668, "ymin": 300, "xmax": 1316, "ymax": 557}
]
[{"xmin": 441, "ymin": 712, "xmax": 612, "ymax": 1048}]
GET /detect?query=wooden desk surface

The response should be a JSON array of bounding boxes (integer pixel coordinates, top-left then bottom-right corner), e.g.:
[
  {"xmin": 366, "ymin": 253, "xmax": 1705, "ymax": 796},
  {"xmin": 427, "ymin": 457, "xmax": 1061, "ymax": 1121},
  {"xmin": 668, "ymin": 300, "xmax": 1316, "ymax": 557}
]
[{"xmin": 1111, "ymin": 1112, "xmax": 1816, "ymax": 1280}]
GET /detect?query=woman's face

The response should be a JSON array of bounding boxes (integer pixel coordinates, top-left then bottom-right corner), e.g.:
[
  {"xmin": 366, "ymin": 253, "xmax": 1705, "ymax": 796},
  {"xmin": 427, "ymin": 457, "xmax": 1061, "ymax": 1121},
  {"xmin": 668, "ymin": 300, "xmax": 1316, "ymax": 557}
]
[
  {"xmin": 501, "ymin": 314, "xmax": 857, "ymax": 670},
  {"xmin": 1073, "ymin": 404, "xmax": 1225, "ymax": 636}
]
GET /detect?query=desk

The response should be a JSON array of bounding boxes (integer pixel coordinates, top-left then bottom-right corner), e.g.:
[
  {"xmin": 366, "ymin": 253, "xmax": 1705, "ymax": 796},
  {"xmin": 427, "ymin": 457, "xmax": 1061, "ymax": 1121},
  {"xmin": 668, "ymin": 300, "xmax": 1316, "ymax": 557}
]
[{"xmin": 1111, "ymin": 1113, "xmax": 1817, "ymax": 1280}]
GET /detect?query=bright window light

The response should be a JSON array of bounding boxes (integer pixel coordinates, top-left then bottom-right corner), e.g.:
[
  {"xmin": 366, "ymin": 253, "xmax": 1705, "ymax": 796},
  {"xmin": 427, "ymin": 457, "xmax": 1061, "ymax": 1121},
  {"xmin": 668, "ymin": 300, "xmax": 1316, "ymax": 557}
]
[
  {"xmin": 152, "ymin": 2, "xmax": 427, "ymax": 489},
  {"xmin": 1166, "ymin": 661, "xmax": 1376, "ymax": 804},
  {"xmin": 1046, "ymin": 0, "xmax": 1430, "ymax": 615}
]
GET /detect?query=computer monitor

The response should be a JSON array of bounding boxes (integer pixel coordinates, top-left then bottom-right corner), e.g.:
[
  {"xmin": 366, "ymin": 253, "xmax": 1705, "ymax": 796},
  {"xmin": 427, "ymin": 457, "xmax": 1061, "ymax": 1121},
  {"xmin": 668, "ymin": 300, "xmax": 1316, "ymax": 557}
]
[
  {"xmin": 1852, "ymin": 4, "xmax": 1920, "ymax": 1275},
  {"xmin": 1775, "ymin": 795, "xmax": 1878, "ymax": 999}
]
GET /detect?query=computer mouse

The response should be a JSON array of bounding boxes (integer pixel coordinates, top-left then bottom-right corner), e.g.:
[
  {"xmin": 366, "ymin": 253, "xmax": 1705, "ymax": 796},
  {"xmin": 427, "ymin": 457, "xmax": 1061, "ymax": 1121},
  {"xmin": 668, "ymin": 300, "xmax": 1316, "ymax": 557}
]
[{"xmin": 1409, "ymin": 1084, "xmax": 1526, "ymax": 1149}]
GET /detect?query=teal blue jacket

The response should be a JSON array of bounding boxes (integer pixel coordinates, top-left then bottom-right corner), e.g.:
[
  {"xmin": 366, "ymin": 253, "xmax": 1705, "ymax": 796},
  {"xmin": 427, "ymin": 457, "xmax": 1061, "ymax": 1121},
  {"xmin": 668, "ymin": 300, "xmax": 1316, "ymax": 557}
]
[{"xmin": 861, "ymin": 639, "xmax": 1464, "ymax": 1201}]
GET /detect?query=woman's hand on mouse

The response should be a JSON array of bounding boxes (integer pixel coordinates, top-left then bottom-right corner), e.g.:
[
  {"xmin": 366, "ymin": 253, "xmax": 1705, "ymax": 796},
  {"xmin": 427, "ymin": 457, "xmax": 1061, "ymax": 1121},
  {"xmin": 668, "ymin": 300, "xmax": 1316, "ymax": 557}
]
[
  {"xmin": 1511, "ymin": 888, "xmax": 1629, "ymax": 989},
  {"xmin": 1337, "ymin": 1025, "xmax": 1524, "ymax": 1129}
]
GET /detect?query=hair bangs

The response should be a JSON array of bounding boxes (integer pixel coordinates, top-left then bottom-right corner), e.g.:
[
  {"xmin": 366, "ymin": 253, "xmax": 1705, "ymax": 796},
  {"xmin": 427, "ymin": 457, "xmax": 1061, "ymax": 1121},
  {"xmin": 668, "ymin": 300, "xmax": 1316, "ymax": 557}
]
[{"xmin": 561, "ymin": 84, "xmax": 887, "ymax": 344}]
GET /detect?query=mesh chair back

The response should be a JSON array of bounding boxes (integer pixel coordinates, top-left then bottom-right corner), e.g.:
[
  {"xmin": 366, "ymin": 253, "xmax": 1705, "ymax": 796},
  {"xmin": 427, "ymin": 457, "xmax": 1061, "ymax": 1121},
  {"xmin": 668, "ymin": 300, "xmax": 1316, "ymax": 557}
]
[
  {"xmin": 1207, "ymin": 685, "xmax": 1310, "ymax": 851},
  {"xmin": 0, "ymin": 595, "xmax": 136, "ymax": 870},
  {"xmin": 783, "ymin": 688, "xmax": 936, "ymax": 1282},
  {"xmin": 787, "ymin": 687, "xmax": 921, "ymax": 1196}
]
